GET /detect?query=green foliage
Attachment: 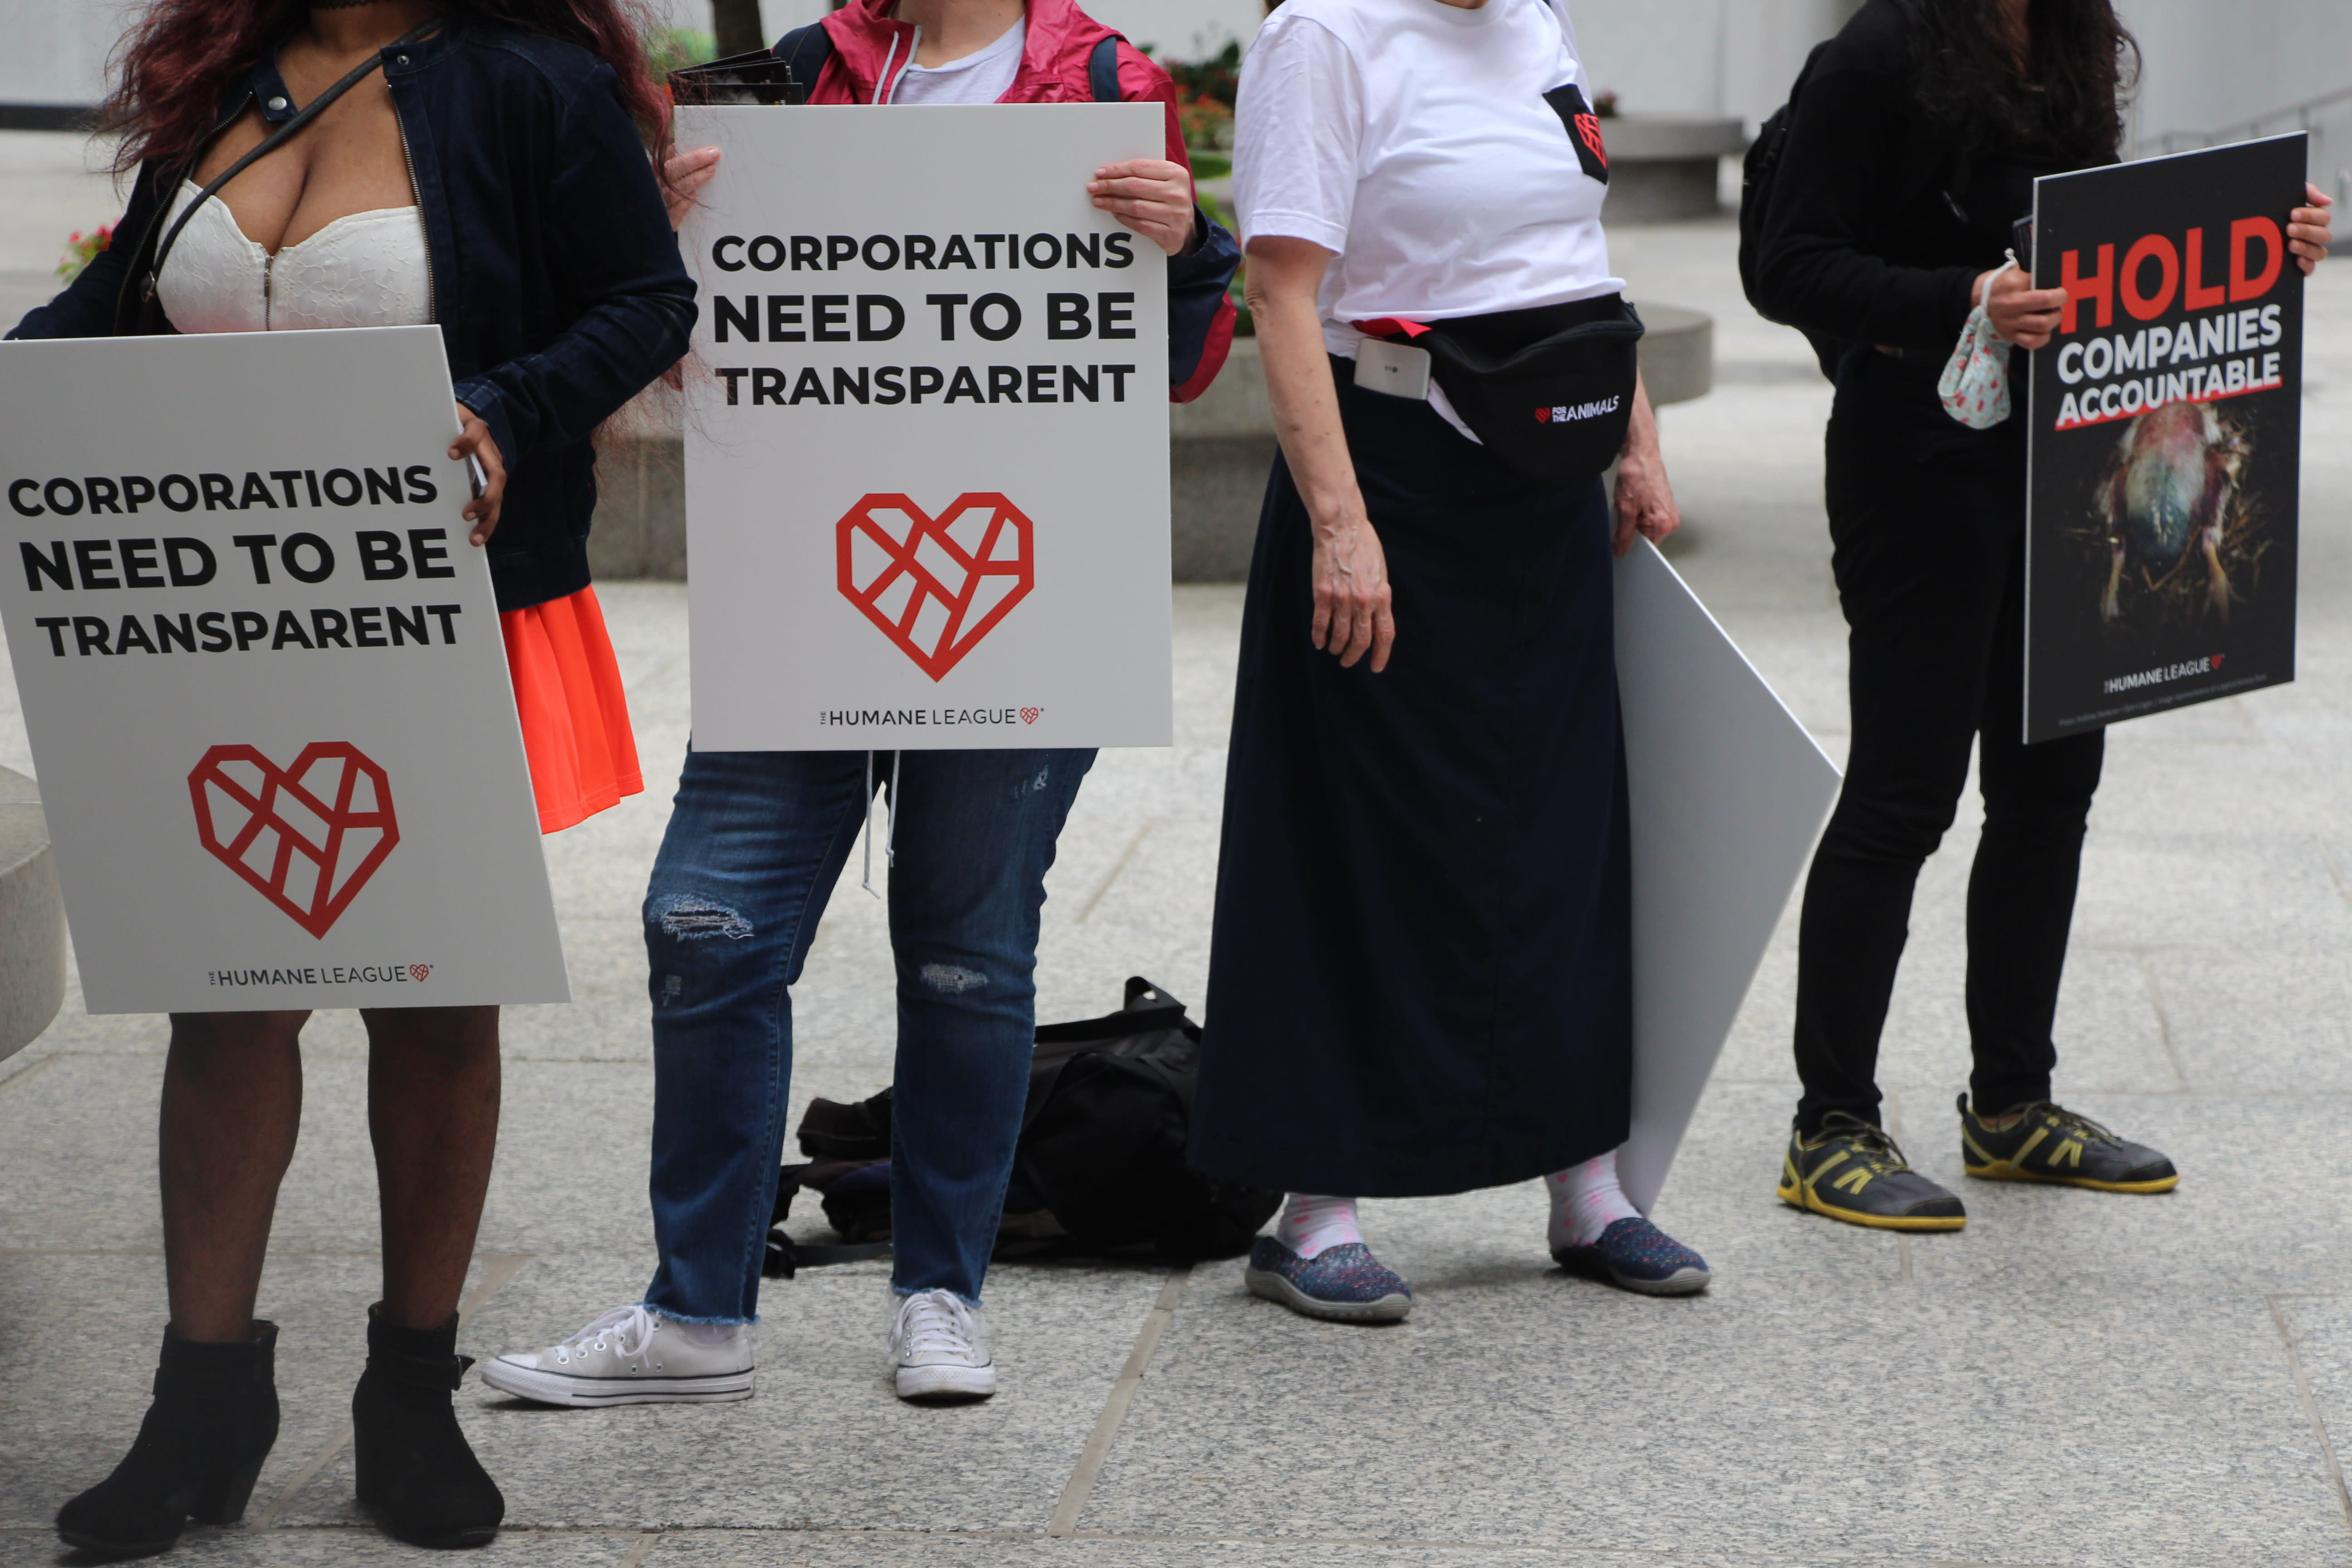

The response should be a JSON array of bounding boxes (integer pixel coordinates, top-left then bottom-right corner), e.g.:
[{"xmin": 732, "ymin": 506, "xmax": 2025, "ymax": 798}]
[
  {"xmin": 1201, "ymin": 194, "xmax": 1252, "ymax": 337},
  {"xmin": 647, "ymin": 26, "xmax": 717, "ymax": 80},
  {"xmin": 1166, "ymin": 40, "xmax": 1241, "ymax": 108},
  {"xmin": 1180, "ymin": 98, "xmax": 1234, "ymax": 152},
  {"xmin": 56, "ymin": 226, "xmax": 111, "ymax": 284}
]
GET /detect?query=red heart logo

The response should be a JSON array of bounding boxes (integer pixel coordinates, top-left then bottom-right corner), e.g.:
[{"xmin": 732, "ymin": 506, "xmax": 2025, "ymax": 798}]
[
  {"xmin": 2211, "ymin": 653, "xmax": 2225, "ymax": 668},
  {"xmin": 1534, "ymin": 407, "xmax": 1552, "ymax": 423},
  {"xmin": 1021, "ymin": 707, "xmax": 1041, "ymax": 725},
  {"xmin": 410, "ymin": 964, "xmax": 431, "ymax": 982},
  {"xmin": 189, "ymin": 742, "xmax": 399, "ymax": 939},
  {"xmin": 838, "ymin": 493, "xmax": 1035, "ymax": 681},
  {"xmin": 1574, "ymin": 113, "xmax": 1609, "ymax": 169}
]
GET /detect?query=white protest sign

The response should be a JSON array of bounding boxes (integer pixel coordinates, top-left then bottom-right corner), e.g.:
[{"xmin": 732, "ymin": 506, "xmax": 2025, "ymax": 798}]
[
  {"xmin": 1614, "ymin": 540, "xmax": 1839, "ymax": 1213},
  {"xmin": 0, "ymin": 327, "xmax": 568, "ymax": 1014},
  {"xmin": 676, "ymin": 103, "xmax": 1173, "ymax": 751}
]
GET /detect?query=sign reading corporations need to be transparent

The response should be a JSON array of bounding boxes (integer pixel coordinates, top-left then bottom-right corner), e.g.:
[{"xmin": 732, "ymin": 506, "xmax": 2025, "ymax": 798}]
[
  {"xmin": 0, "ymin": 326, "xmax": 568, "ymax": 1014},
  {"xmin": 676, "ymin": 103, "xmax": 1175, "ymax": 752}
]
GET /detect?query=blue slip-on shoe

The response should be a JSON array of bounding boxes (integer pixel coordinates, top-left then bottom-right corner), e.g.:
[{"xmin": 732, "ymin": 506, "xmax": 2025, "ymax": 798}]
[
  {"xmin": 1243, "ymin": 1238, "xmax": 1413, "ymax": 1323},
  {"xmin": 1551, "ymin": 1216, "xmax": 1712, "ymax": 1297}
]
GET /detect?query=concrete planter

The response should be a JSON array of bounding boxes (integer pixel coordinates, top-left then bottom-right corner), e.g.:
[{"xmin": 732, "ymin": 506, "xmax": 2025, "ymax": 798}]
[
  {"xmin": 585, "ymin": 310, "xmax": 1713, "ymax": 586},
  {"xmin": 1602, "ymin": 115, "xmax": 1747, "ymax": 223},
  {"xmin": 0, "ymin": 766, "xmax": 67, "ymax": 1065}
]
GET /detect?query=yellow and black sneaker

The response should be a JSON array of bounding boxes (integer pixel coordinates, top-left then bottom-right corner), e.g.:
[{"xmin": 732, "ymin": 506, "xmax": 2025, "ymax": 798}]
[
  {"xmin": 1958, "ymin": 1095, "xmax": 2180, "ymax": 1193},
  {"xmin": 1778, "ymin": 1112, "xmax": 1967, "ymax": 1231}
]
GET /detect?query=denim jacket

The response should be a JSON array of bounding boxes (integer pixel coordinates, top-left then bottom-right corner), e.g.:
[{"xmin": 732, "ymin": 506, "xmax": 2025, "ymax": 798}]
[{"xmin": 8, "ymin": 23, "xmax": 697, "ymax": 612}]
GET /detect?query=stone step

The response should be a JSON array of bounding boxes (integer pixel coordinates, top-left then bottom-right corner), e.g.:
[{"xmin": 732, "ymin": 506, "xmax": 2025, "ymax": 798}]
[
  {"xmin": 0, "ymin": 765, "xmax": 67, "ymax": 1064},
  {"xmin": 588, "ymin": 309, "xmax": 1713, "ymax": 585}
]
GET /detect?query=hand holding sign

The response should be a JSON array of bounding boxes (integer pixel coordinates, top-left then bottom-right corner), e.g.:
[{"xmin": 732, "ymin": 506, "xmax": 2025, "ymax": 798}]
[
  {"xmin": 1977, "ymin": 265, "xmax": 2066, "ymax": 350},
  {"xmin": 1087, "ymin": 159, "xmax": 1196, "ymax": 257},
  {"xmin": 2289, "ymin": 181, "xmax": 2333, "ymax": 273},
  {"xmin": 450, "ymin": 402, "xmax": 506, "ymax": 544}
]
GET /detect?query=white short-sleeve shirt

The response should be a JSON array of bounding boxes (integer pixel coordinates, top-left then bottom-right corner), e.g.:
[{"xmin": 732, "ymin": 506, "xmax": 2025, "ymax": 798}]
[{"xmin": 1233, "ymin": 0, "xmax": 1623, "ymax": 363}]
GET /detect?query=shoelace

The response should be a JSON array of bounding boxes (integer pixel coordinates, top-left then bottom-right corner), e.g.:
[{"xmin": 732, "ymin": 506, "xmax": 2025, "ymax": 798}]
[
  {"xmin": 562, "ymin": 1303, "xmax": 659, "ymax": 1362},
  {"xmin": 888, "ymin": 1291, "xmax": 976, "ymax": 1360},
  {"xmin": 2003, "ymin": 1101, "xmax": 2123, "ymax": 1146},
  {"xmin": 1815, "ymin": 1111, "xmax": 1916, "ymax": 1173}
]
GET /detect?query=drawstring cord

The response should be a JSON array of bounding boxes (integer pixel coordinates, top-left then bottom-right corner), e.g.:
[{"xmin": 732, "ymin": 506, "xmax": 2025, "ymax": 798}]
[
  {"xmin": 858, "ymin": 750, "xmax": 903, "ymax": 898},
  {"xmin": 874, "ymin": 28, "xmax": 909, "ymax": 104},
  {"xmin": 889, "ymin": 750, "xmax": 902, "ymax": 869}
]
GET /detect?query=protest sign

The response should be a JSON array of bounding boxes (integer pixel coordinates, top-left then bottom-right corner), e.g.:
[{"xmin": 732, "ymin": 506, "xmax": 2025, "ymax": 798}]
[
  {"xmin": 674, "ymin": 103, "xmax": 1174, "ymax": 751},
  {"xmin": 2024, "ymin": 135, "xmax": 2306, "ymax": 742},
  {"xmin": 1613, "ymin": 540, "xmax": 1840, "ymax": 1215},
  {"xmin": 0, "ymin": 326, "xmax": 568, "ymax": 1014}
]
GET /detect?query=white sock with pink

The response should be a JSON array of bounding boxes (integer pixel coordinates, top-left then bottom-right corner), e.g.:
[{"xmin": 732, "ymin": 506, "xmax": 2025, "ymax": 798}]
[
  {"xmin": 1274, "ymin": 1194, "xmax": 1362, "ymax": 1260},
  {"xmin": 1545, "ymin": 1148, "xmax": 1642, "ymax": 1251}
]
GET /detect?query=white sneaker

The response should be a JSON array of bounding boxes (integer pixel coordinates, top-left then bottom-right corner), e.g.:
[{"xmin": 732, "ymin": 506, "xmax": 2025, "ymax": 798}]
[
  {"xmin": 888, "ymin": 1289, "xmax": 995, "ymax": 1402},
  {"xmin": 479, "ymin": 1304, "xmax": 754, "ymax": 1406}
]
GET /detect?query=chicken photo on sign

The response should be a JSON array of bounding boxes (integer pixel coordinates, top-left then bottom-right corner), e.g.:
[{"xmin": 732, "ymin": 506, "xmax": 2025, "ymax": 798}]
[{"xmin": 2023, "ymin": 134, "xmax": 2305, "ymax": 743}]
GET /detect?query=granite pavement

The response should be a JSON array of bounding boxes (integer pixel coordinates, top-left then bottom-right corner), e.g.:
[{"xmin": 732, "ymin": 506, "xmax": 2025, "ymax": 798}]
[{"xmin": 4, "ymin": 125, "xmax": 2352, "ymax": 1567}]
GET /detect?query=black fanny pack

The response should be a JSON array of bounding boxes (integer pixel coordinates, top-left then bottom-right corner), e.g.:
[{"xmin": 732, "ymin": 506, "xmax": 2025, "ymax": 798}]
[{"xmin": 1364, "ymin": 294, "xmax": 1645, "ymax": 483}]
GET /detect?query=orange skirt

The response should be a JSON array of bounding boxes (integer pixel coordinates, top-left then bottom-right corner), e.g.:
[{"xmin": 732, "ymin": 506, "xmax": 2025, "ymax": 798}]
[{"xmin": 500, "ymin": 586, "xmax": 643, "ymax": 834}]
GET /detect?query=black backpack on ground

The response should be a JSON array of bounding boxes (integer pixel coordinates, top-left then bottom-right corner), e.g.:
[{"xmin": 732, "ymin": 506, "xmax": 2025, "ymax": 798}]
[{"xmin": 765, "ymin": 977, "xmax": 1280, "ymax": 1276}]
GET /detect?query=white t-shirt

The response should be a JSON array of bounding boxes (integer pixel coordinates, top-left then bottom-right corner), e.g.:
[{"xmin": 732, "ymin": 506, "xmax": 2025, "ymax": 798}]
[
  {"xmin": 890, "ymin": 18, "xmax": 1027, "ymax": 105},
  {"xmin": 1233, "ymin": 0, "xmax": 1623, "ymax": 364}
]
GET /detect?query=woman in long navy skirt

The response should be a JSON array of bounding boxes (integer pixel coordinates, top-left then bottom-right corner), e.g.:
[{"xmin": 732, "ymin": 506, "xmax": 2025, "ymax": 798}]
[{"xmin": 1186, "ymin": 0, "xmax": 1709, "ymax": 1321}]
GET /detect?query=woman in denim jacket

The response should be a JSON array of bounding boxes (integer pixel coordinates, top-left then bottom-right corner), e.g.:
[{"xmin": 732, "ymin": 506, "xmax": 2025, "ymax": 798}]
[{"xmin": 12, "ymin": 0, "xmax": 692, "ymax": 1555}]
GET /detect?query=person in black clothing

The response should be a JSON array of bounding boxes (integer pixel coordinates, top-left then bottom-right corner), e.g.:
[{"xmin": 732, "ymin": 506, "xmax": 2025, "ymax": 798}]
[{"xmin": 1751, "ymin": 0, "xmax": 2331, "ymax": 1230}]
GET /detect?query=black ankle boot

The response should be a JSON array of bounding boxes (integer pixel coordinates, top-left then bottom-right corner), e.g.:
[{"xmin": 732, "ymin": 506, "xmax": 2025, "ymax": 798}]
[
  {"xmin": 352, "ymin": 1305, "xmax": 504, "ymax": 1548},
  {"xmin": 56, "ymin": 1322, "xmax": 280, "ymax": 1559}
]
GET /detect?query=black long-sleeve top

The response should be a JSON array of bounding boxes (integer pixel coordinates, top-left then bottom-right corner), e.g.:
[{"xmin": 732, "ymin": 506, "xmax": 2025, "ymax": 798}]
[{"xmin": 1752, "ymin": 0, "xmax": 2091, "ymax": 358}]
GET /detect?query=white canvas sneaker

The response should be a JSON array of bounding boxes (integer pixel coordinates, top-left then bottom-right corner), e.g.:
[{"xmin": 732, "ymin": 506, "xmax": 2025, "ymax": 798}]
[
  {"xmin": 888, "ymin": 1289, "xmax": 995, "ymax": 1402},
  {"xmin": 480, "ymin": 1304, "xmax": 754, "ymax": 1406}
]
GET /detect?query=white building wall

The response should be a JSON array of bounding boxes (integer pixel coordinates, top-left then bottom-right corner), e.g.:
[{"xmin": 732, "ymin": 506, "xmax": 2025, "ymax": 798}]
[
  {"xmin": 2121, "ymin": 0, "xmax": 2352, "ymax": 142},
  {"xmin": 4, "ymin": 0, "xmax": 2343, "ymax": 147},
  {"xmin": 0, "ymin": 0, "xmax": 140, "ymax": 106}
]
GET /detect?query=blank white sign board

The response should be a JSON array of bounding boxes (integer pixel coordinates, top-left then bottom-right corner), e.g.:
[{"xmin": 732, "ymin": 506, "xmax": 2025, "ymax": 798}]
[{"xmin": 1615, "ymin": 539, "xmax": 1841, "ymax": 1213}]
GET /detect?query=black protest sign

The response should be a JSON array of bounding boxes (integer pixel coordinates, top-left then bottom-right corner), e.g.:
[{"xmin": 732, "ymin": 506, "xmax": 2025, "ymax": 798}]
[{"xmin": 2024, "ymin": 135, "xmax": 2306, "ymax": 742}]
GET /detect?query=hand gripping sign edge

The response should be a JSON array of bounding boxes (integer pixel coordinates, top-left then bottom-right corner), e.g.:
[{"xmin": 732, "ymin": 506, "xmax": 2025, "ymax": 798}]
[
  {"xmin": 836, "ymin": 492, "xmax": 1036, "ymax": 682},
  {"xmin": 188, "ymin": 742, "xmax": 401, "ymax": 939}
]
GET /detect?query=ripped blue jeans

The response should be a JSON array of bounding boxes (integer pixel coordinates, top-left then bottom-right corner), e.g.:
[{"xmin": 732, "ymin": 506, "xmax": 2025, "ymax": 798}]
[{"xmin": 639, "ymin": 745, "xmax": 1093, "ymax": 1322}]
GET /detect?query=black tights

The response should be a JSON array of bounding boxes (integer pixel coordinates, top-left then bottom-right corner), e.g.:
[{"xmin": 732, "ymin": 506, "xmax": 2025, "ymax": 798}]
[{"xmin": 1792, "ymin": 364, "xmax": 2106, "ymax": 1136}]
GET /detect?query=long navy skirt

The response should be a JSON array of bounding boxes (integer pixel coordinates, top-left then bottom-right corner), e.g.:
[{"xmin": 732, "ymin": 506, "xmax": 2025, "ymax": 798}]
[{"xmin": 1186, "ymin": 366, "xmax": 1633, "ymax": 1198}]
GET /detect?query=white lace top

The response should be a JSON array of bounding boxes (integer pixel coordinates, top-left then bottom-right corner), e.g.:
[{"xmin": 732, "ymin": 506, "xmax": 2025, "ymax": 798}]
[{"xmin": 156, "ymin": 180, "xmax": 432, "ymax": 333}]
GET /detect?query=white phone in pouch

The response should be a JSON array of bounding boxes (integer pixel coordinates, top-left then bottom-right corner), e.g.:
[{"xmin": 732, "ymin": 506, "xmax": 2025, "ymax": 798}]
[{"xmin": 1355, "ymin": 338, "xmax": 1433, "ymax": 401}]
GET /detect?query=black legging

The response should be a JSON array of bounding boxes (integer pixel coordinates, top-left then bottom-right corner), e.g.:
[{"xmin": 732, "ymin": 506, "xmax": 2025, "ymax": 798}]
[{"xmin": 1792, "ymin": 354, "xmax": 2106, "ymax": 1136}]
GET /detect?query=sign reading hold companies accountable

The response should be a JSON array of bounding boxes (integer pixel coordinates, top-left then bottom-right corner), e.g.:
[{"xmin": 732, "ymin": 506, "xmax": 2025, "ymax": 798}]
[
  {"xmin": 675, "ymin": 104, "xmax": 1174, "ymax": 751},
  {"xmin": 2024, "ymin": 135, "xmax": 2305, "ymax": 742},
  {"xmin": 0, "ymin": 327, "xmax": 568, "ymax": 1013}
]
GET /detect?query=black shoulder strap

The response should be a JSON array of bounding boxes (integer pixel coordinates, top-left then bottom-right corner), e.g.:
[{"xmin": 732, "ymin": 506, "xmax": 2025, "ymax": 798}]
[
  {"xmin": 142, "ymin": 20, "xmax": 440, "ymax": 310},
  {"xmin": 775, "ymin": 22, "xmax": 836, "ymax": 102},
  {"xmin": 1087, "ymin": 34, "xmax": 1123, "ymax": 103}
]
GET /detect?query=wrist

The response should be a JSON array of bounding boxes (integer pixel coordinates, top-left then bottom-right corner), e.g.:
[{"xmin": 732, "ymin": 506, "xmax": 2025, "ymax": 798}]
[{"xmin": 1307, "ymin": 499, "xmax": 1366, "ymax": 540}]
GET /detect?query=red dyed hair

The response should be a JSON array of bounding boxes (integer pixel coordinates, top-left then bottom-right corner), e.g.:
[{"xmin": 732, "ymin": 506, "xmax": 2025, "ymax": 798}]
[{"xmin": 103, "ymin": 0, "xmax": 674, "ymax": 174}]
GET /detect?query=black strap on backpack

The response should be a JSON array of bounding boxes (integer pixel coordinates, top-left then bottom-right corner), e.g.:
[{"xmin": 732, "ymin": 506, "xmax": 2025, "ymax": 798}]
[
  {"xmin": 1742, "ymin": 30, "xmax": 1983, "ymax": 382},
  {"xmin": 768, "ymin": 22, "xmax": 1122, "ymax": 103},
  {"xmin": 1736, "ymin": 38, "xmax": 1833, "ymax": 326},
  {"xmin": 1084, "ymin": 35, "xmax": 1124, "ymax": 103},
  {"xmin": 139, "ymin": 20, "xmax": 441, "ymax": 317},
  {"xmin": 773, "ymin": 22, "xmax": 834, "ymax": 99}
]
